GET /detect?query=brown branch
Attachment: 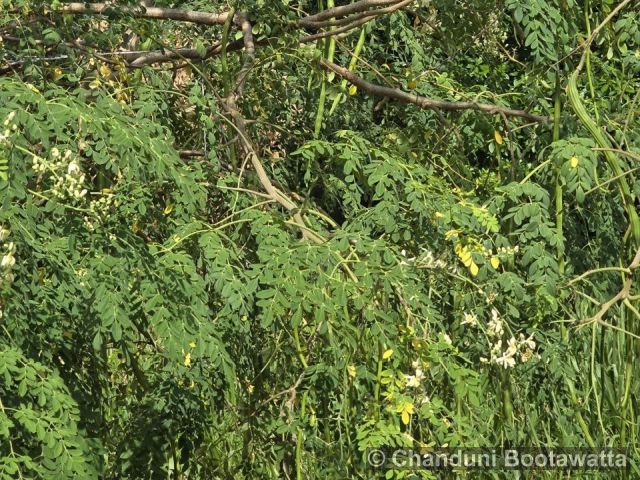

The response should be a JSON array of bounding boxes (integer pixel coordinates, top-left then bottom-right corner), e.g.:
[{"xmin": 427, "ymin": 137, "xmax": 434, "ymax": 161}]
[
  {"xmin": 319, "ymin": 60, "xmax": 550, "ymax": 123},
  {"xmin": 233, "ymin": 12, "xmax": 256, "ymax": 95},
  {"xmin": 301, "ymin": 16, "xmax": 372, "ymax": 43},
  {"xmin": 300, "ymin": 0, "xmax": 400, "ymax": 25},
  {"xmin": 58, "ymin": 2, "xmax": 230, "ymax": 25},
  {"xmin": 578, "ymin": 247, "xmax": 640, "ymax": 326},
  {"xmin": 300, "ymin": 0, "xmax": 412, "ymax": 30},
  {"xmin": 218, "ymin": 14, "xmax": 322, "ymax": 243}
]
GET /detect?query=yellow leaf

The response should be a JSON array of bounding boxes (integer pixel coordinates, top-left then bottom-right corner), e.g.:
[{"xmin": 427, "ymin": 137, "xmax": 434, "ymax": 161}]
[
  {"xmin": 446, "ymin": 230, "xmax": 461, "ymax": 240},
  {"xmin": 469, "ymin": 262, "xmax": 479, "ymax": 276},
  {"xmin": 494, "ymin": 130, "xmax": 503, "ymax": 145},
  {"xmin": 99, "ymin": 64, "xmax": 112, "ymax": 78},
  {"xmin": 401, "ymin": 410, "xmax": 410, "ymax": 425},
  {"xmin": 163, "ymin": 203, "xmax": 174, "ymax": 215},
  {"xmin": 348, "ymin": 84, "xmax": 357, "ymax": 96},
  {"xmin": 347, "ymin": 365, "xmax": 356, "ymax": 379},
  {"xmin": 131, "ymin": 221, "xmax": 140, "ymax": 234},
  {"xmin": 490, "ymin": 256, "xmax": 500, "ymax": 269},
  {"xmin": 398, "ymin": 402, "xmax": 414, "ymax": 425},
  {"xmin": 382, "ymin": 349, "xmax": 393, "ymax": 360},
  {"xmin": 570, "ymin": 156, "xmax": 579, "ymax": 168}
]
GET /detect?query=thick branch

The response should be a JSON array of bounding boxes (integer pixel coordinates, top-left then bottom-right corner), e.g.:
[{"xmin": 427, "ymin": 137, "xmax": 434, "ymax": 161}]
[
  {"xmin": 319, "ymin": 60, "xmax": 550, "ymax": 123},
  {"xmin": 59, "ymin": 2, "xmax": 230, "ymax": 25},
  {"xmin": 300, "ymin": 0, "xmax": 401, "ymax": 25},
  {"xmin": 300, "ymin": 0, "xmax": 412, "ymax": 30}
]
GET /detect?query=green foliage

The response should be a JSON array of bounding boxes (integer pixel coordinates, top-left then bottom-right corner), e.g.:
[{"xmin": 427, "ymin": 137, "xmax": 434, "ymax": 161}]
[
  {"xmin": 0, "ymin": 347, "xmax": 98, "ymax": 479},
  {"xmin": 1, "ymin": 0, "xmax": 640, "ymax": 478}
]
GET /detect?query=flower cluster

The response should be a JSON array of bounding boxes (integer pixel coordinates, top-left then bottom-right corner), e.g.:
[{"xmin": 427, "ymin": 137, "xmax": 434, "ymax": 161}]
[
  {"xmin": 495, "ymin": 245, "xmax": 520, "ymax": 256},
  {"xmin": 0, "ymin": 111, "xmax": 16, "ymax": 144},
  {"xmin": 481, "ymin": 309, "xmax": 537, "ymax": 369},
  {"xmin": 0, "ymin": 226, "xmax": 16, "ymax": 290},
  {"xmin": 405, "ymin": 359, "xmax": 425, "ymax": 389},
  {"xmin": 83, "ymin": 192, "xmax": 119, "ymax": 230},
  {"xmin": 32, "ymin": 148, "xmax": 88, "ymax": 201}
]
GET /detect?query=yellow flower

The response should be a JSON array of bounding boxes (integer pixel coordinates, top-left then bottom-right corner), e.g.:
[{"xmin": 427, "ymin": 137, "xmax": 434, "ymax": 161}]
[
  {"xmin": 183, "ymin": 352, "xmax": 192, "ymax": 367},
  {"xmin": 247, "ymin": 384, "xmax": 255, "ymax": 393},
  {"xmin": 189, "ymin": 341, "xmax": 196, "ymax": 349},
  {"xmin": 347, "ymin": 365, "xmax": 356, "ymax": 379},
  {"xmin": 382, "ymin": 349, "xmax": 393, "ymax": 360}
]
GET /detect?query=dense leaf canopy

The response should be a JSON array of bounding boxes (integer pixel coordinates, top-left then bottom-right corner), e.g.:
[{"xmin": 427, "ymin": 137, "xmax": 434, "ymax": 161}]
[{"xmin": 1, "ymin": 0, "xmax": 639, "ymax": 478}]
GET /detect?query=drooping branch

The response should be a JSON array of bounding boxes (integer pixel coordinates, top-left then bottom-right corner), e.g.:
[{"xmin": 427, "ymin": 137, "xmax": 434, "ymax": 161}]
[
  {"xmin": 219, "ymin": 14, "xmax": 322, "ymax": 243},
  {"xmin": 577, "ymin": 247, "xmax": 640, "ymax": 331},
  {"xmin": 319, "ymin": 60, "xmax": 550, "ymax": 123}
]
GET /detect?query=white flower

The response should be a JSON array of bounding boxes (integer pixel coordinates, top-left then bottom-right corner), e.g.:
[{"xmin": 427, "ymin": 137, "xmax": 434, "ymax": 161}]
[
  {"xmin": 67, "ymin": 161, "xmax": 81, "ymax": 175},
  {"xmin": 441, "ymin": 333, "xmax": 452, "ymax": 345},
  {"xmin": 461, "ymin": 311, "xmax": 478, "ymax": 327},
  {"xmin": 405, "ymin": 367, "xmax": 425, "ymax": 388},
  {"xmin": 406, "ymin": 374, "xmax": 420, "ymax": 388},
  {"xmin": 411, "ymin": 359, "xmax": 421, "ymax": 370},
  {"xmin": 505, "ymin": 337, "xmax": 518, "ymax": 357},
  {"xmin": 519, "ymin": 333, "xmax": 535, "ymax": 350},
  {"xmin": 1, "ymin": 253, "xmax": 15, "ymax": 269},
  {"xmin": 0, "ymin": 227, "xmax": 9, "ymax": 241},
  {"xmin": 494, "ymin": 354, "xmax": 516, "ymax": 369},
  {"xmin": 487, "ymin": 308, "xmax": 503, "ymax": 337},
  {"xmin": 51, "ymin": 147, "xmax": 60, "ymax": 158}
]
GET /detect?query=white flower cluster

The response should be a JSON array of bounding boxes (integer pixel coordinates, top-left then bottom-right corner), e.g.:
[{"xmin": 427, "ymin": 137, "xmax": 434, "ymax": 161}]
[
  {"xmin": 83, "ymin": 193, "xmax": 118, "ymax": 230},
  {"xmin": 413, "ymin": 249, "xmax": 456, "ymax": 273},
  {"xmin": 405, "ymin": 359, "xmax": 425, "ymax": 388},
  {"xmin": 481, "ymin": 309, "xmax": 537, "ymax": 369},
  {"xmin": 495, "ymin": 245, "xmax": 520, "ymax": 256},
  {"xmin": 0, "ymin": 226, "xmax": 16, "ymax": 289},
  {"xmin": 32, "ymin": 148, "xmax": 88, "ymax": 201},
  {"xmin": 0, "ymin": 111, "xmax": 17, "ymax": 145}
]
